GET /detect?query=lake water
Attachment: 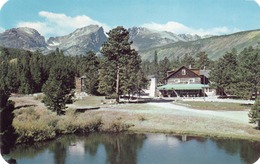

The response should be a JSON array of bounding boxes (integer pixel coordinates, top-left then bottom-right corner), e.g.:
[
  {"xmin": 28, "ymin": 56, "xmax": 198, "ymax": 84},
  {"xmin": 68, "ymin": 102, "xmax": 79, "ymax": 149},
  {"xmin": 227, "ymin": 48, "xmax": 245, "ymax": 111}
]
[{"xmin": 3, "ymin": 133, "xmax": 260, "ymax": 164}]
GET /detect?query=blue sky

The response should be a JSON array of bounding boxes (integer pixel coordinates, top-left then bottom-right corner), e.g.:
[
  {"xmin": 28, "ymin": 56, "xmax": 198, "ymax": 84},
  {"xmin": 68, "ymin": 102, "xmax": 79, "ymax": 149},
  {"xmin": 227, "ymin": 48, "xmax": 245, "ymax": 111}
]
[{"xmin": 0, "ymin": 0, "xmax": 260, "ymax": 38}]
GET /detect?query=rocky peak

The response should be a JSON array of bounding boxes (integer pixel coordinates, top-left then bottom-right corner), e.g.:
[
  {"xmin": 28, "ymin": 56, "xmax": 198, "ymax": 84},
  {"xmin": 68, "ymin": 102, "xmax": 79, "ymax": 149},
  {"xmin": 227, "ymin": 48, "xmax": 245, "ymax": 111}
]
[
  {"xmin": 128, "ymin": 27, "xmax": 184, "ymax": 50},
  {"xmin": 0, "ymin": 27, "xmax": 47, "ymax": 50},
  {"xmin": 47, "ymin": 25, "xmax": 107, "ymax": 55},
  {"xmin": 177, "ymin": 34, "xmax": 202, "ymax": 41}
]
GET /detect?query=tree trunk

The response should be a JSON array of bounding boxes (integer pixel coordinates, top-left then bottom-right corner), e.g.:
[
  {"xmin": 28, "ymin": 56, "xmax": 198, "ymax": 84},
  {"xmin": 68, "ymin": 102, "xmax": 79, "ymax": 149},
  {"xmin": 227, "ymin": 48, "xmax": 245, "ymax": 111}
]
[{"xmin": 116, "ymin": 65, "xmax": 120, "ymax": 103}]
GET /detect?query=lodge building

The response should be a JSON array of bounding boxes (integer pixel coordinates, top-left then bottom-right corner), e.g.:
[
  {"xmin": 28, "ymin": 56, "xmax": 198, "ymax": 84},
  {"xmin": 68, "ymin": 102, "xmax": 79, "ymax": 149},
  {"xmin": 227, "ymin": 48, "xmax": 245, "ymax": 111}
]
[{"xmin": 157, "ymin": 66, "xmax": 215, "ymax": 97}]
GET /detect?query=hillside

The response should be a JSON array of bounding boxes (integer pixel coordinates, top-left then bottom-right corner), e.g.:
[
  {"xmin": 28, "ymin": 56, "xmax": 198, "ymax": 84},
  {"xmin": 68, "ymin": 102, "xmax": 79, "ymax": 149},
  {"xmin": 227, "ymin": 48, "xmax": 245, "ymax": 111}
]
[{"xmin": 139, "ymin": 29, "xmax": 260, "ymax": 61}]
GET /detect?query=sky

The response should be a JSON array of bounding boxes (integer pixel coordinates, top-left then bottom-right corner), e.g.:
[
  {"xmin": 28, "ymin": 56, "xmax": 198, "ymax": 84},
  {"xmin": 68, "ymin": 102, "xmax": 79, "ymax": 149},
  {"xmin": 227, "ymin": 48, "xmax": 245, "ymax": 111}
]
[{"xmin": 0, "ymin": 0, "xmax": 260, "ymax": 38}]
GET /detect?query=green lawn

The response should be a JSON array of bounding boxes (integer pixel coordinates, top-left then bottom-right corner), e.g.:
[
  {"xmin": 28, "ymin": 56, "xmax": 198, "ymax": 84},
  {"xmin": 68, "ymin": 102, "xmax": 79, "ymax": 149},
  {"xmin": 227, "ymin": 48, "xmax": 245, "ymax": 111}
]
[
  {"xmin": 174, "ymin": 101, "xmax": 252, "ymax": 111},
  {"xmin": 73, "ymin": 96, "xmax": 106, "ymax": 107}
]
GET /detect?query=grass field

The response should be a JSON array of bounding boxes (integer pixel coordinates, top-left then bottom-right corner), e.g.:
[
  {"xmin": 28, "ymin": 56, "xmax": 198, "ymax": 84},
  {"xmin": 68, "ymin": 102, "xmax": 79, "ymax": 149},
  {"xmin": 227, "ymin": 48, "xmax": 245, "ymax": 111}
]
[
  {"xmin": 173, "ymin": 101, "xmax": 252, "ymax": 111},
  {"xmin": 10, "ymin": 95, "xmax": 260, "ymax": 143}
]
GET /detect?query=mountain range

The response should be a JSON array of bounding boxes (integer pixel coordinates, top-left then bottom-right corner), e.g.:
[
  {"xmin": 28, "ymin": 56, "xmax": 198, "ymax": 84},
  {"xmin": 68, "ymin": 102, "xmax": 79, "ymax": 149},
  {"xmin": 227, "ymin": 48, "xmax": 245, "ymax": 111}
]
[{"xmin": 0, "ymin": 25, "xmax": 260, "ymax": 61}]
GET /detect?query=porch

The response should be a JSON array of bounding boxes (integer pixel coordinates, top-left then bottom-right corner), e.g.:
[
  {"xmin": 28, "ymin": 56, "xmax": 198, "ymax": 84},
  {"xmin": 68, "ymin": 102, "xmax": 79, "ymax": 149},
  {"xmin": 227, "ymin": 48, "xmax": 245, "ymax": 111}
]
[{"xmin": 157, "ymin": 84, "xmax": 209, "ymax": 97}]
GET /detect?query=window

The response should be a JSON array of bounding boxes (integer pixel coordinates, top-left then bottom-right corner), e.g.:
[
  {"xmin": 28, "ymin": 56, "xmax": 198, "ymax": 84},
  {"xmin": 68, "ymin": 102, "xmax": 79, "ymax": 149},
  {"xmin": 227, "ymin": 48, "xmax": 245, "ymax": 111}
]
[
  {"xmin": 181, "ymin": 69, "xmax": 186, "ymax": 75},
  {"xmin": 174, "ymin": 79, "xmax": 180, "ymax": 83},
  {"xmin": 189, "ymin": 78, "xmax": 195, "ymax": 84}
]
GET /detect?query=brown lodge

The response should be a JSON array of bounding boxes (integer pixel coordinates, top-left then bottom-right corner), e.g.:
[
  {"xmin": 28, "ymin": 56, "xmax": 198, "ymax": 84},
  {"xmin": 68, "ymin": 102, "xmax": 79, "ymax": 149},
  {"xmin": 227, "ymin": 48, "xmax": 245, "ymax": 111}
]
[{"xmin": 157, "ymin": 66, "xmax": 216, "ymax": 97}]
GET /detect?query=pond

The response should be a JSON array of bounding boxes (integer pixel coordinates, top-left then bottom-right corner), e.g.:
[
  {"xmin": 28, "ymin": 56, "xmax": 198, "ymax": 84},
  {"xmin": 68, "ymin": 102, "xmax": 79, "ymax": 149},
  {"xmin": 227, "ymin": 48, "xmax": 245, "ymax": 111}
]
[{"xmin": 3, "ymin": 133, "xmax": 260, "ymax": 164}]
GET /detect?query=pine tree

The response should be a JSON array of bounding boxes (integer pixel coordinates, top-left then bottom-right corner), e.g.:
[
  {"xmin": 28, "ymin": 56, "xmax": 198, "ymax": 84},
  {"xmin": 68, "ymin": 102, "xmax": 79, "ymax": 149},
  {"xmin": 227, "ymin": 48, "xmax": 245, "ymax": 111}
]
[
  {"xmin": 209, "ymin": 51, "xmax": 238, "ymax": 95},
  {"xmin": 30, "ymin": 52, "xmax": 43, "ymax": 92},
  {"xmin": 181, "ymin": 53, "xmax": 195, "ymax": 68},
  {"xmin": 83, "ymin": 51, "xmax": 100, "ymax": 95},
  {"xmin": 195, "ymin": 51, "xmax": 211, "ymax": 69},
  {"xmin": 98, "ymin": 26, "xmax": 140, "ymax": 102},
  {"xmin": 136, "ymin": 70, "xmax": 148, "ymax": 97},
  {"xmin": 42, "ymin": 68, "xmax": 67, "ymax": 115},
  {"xmin": 153, "ymin": 51, "xmax": 159, "ymax": 78},
  {"xmin": 158, "ymin": 57, "xmax": 171, "ymax": 84},
  {"xmin": 17, "ymin": 53, "xmax": 33, "ymax": 94},
  {"xmin": 248, "ymin": 98, "xmax": 260, "ymax": 129},
  {"xmin": 0, "ymin": 63, "xmax": 15, "ymax": 142},
  {"xmin": 236, "ymin": 47, "xmax": 260, "ymax": 99}
]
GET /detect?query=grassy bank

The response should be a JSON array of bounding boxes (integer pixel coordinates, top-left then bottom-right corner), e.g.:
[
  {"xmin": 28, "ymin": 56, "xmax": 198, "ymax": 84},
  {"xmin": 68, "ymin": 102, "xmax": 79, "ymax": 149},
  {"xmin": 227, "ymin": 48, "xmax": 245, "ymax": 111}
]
[
  {"xmin": 10, "ymin": 96, "xmax": 260, "ymax": 143},
  {"xmin": 12, "ymin": 107, "xmax": 131, "ymax": 143}
]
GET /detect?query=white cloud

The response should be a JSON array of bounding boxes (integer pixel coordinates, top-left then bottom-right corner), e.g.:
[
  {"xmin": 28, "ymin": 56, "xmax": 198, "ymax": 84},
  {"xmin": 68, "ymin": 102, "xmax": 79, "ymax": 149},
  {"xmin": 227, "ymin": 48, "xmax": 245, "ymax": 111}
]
[
  {"xmin": 17, "ymin": 11, "xmax": 110, "ymax": 37},
  {"xmin": 0, "ymin": 26, "xmax": 5, "ymax": 33},
  {"xmin": 254, "ymin": 0, "xmax": 260, "ymax": 6},
  {"xmin": 142, "ymin": 21, "xmax": 240, "ymax": 36},
  {"xmin": 0, "ymin": 0, "xmax": 8, "ymax": 10}
]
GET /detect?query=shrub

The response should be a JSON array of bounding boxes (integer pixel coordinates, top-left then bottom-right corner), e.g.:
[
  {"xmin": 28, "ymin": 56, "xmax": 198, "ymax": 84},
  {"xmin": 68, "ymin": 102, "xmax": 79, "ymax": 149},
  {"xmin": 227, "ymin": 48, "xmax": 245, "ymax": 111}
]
[
  {"xmin": 105, "ymin": 93, "xmax": 118, "ymax": 99},
  {"xmin": 248, "ymin": 98, "xmax": 260, "ymax": 129},
  {"xmin": 138, "ymin": 115, "xmax": 147, "ymax": 121},
  {"xmin": 103, "ymin": 120, "xmax": 131, "ymax": 132},
  {"xmin": 13, "ymin": 107, "xmax": 57, "ymax": 143},
  {"xmin": 75, "ymin": 116, "xmax": 103, "ymax": 133}
]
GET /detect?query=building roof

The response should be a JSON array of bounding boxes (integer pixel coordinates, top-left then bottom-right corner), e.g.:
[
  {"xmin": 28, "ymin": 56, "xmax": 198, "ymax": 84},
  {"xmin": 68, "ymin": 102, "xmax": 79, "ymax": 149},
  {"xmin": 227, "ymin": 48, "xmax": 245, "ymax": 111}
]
[
  {"xmin": 165, "ymin": 66, "xmax": 211, "ymax": 80},
  {"xmin": 165, "ymin": 66, "xmax": 201, "ymax": 80},
  {"xmin": 157, "ymin": 84, "xmax": 209, "ymax": 90}
]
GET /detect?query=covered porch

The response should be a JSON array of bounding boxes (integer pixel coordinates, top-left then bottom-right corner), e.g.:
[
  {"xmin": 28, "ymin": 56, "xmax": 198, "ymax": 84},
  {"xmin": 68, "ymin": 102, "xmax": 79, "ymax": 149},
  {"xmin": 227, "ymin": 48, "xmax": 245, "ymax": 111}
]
[{"xmin": 157, "ymin": 84, "xmax": 209, "ymax": 97}]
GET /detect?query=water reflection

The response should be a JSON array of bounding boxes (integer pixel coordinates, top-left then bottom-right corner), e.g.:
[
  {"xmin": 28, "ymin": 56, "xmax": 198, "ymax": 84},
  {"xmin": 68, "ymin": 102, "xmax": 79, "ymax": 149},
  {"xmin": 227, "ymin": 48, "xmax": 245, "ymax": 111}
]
[
  {"xmin": 214, "ymin": 138, "xmax": 260, "ymax": 163},
  {"xmin": 3, "ymin": 133, "xmax": 260, "ymax": 164}
]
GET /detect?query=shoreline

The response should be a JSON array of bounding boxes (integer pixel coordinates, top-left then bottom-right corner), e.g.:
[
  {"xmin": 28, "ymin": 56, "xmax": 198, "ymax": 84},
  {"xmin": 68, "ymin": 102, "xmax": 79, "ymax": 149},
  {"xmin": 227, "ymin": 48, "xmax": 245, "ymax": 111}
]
[{"xmin": 8, "ymin": 96, "xmax": 260, "ymax": 145}]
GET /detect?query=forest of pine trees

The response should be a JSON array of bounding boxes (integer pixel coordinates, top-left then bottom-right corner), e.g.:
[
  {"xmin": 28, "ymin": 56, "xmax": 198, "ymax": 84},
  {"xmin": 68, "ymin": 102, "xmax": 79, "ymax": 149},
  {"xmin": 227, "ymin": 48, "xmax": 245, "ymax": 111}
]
[{"xmin": 0, "ymin": 34, "xmax": 260, "ymax": 129}]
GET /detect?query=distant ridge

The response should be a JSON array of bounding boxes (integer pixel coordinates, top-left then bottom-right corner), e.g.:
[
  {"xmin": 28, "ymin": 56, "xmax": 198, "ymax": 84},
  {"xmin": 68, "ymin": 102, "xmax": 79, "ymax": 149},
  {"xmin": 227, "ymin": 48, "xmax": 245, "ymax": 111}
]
[
  {"xmin": 139, "ymin": 29, "xmax": 260, "ymax": 61},
  {"xmin": 1, "ymin": 25, "xmax": 260, "ymax": 60}
]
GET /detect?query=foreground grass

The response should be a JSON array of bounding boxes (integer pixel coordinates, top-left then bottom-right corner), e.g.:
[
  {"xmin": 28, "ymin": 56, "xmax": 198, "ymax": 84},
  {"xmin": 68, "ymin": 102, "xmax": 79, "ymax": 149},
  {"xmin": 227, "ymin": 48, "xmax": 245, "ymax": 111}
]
[{"xmin": 174, "ymin": 101, "xmax": 252, "ymax": 111}]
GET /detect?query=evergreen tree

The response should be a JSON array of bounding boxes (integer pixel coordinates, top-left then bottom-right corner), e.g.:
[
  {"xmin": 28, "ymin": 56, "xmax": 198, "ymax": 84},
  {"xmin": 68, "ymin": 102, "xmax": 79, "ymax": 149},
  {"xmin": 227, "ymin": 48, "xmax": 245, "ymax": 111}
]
[
  {"xmin": 83, "ymin": 51, "xmax": 100, "ymax": 95},
  {"xmin": 30, "ymin": 52, "xmax": 43, "ymax": 92},
  {"xmin": 181, "ymin": 53, "xmax": 195, "ymax": 68},
  {"xmin": 158, "ymin": 57, "xmax": 171, "ymax": 84},
  {"xmin": 209, "ymin": 51, "xmax": 238, "ymax": 95},
  {"xmin": 141, "ymin": 60, "xmax": 152, "ymax": 76},
  {"xmin": 98, "ymin": 26, "xmax": 141, "ymax": 102},
  {"xmin": 171, "ymin": 56, "xmax": 181, "ymax": 70},
  {"xmin": 248, "ymin": 98, "xmax": 260, "ymax": 129},
  {"xmin": 5, "ymin": 63, "xmax": 19, "ymax": 93},
  {"xmin": 42, "ymin": 68, "xmax": 67, "ymax": 115},
  {"xmin": 135, "ymin": 70, "xmax": 148, "ymax": 96},
  {"xmin": 152, "ymin": 51, "xmax": 159, "ymax": 78},
  {"xmin": 17, "ymin": 53, "xmax": 33, "ymax": 94},
  {"xmin": 195, "ymin": 51, "xmax": 211, "ymax": 69},
  {"xmin": 120, "ymin": 50, "xmax": 142, "ymax": 96},
  {"xmin": 0, "ymin": 64, "xmax": 16, "ymax": 150},
  {"xmin": 235, "ymin": 47, "xmax": 260, "ymax": 99}
]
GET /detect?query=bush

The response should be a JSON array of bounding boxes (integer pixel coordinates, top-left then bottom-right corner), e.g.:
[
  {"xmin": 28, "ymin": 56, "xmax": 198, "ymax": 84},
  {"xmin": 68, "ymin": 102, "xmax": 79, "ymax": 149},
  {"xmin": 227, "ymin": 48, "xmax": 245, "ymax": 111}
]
[
  {"xmin": 105, "ymin": 93, "xmax": 118, "ymax": 99},
  {"xmin": 138, "ymin": 115, "xmax": 147, "ymax": 121},
  {"xmin": 13, "ymin": 107, "xmax": 57, "ymax": 143},
  {"xmin": 75, "ymin": 116, "xmax": 103, "ymax": 133},
  {"xmin": 103, "ymin": 120, "xmax": 131, "ymax": 132},
  {"xmin": 13, "ymin": 107, "xmax": 105, "ymax": 143},
  {"xmin": 248, "ymin": 98, "xmax": 260, "ymax": 129}
]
